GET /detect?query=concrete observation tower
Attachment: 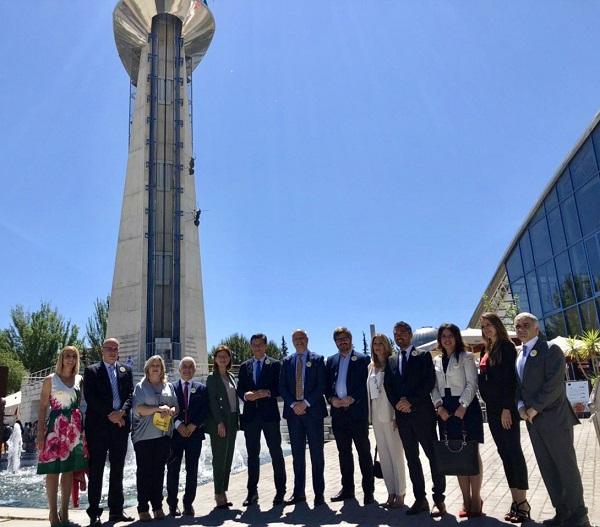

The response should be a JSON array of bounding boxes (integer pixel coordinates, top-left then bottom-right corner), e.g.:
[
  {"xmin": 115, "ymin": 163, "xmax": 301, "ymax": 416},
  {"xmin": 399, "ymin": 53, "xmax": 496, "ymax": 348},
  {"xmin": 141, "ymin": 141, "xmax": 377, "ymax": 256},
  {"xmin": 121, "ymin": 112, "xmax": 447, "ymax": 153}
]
[{"xmin": 107, "ymin": 0, "xmax": 215, "ymax": 373}]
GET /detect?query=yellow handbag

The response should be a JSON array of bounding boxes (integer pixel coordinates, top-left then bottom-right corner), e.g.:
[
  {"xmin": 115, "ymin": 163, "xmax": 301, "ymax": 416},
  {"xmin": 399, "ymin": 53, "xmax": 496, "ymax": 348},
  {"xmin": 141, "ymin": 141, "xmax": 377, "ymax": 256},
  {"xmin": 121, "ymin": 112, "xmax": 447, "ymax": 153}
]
[{"xmin": 152, "ymin": 412, "xmax": 172, "ymax": 432}]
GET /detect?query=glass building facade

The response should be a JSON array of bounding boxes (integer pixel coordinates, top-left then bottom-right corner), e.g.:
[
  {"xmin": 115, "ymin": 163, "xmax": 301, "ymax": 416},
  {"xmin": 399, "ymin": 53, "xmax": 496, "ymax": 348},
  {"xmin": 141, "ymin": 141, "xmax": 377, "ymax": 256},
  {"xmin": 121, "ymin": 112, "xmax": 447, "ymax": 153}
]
[{"xmin": 502, "ymin": 121, "xmax": 600, "ymax": 338}]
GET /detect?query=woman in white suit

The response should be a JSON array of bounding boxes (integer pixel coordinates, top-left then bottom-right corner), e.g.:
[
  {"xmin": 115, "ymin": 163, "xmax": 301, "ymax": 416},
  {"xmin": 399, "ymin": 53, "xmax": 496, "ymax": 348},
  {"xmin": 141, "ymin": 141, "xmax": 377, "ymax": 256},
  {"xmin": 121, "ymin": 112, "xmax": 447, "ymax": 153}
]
[{"xmin": 367, "ymin": 333, "xmax": 406, "ymax": 508}]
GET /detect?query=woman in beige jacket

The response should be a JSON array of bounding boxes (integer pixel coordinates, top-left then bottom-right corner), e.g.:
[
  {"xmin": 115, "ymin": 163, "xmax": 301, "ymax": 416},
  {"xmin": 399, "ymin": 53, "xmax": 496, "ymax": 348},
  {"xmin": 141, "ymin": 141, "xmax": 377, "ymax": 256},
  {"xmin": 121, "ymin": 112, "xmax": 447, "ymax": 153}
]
[{"xmin": 367, "ymin": 334, "xmax": 406, "ymax": 508}]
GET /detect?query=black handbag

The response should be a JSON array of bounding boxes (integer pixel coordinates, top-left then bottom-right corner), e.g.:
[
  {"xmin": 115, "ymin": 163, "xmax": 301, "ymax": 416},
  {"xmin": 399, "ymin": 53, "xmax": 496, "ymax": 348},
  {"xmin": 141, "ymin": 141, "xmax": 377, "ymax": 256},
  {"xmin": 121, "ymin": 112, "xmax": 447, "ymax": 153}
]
[
  {"xmin": 433, "ymin": 423, "xmax": 479, "ymax": 476},
  {"xmin": 373, "ymin": 446, "xmax": 383, "ymax": 479}
]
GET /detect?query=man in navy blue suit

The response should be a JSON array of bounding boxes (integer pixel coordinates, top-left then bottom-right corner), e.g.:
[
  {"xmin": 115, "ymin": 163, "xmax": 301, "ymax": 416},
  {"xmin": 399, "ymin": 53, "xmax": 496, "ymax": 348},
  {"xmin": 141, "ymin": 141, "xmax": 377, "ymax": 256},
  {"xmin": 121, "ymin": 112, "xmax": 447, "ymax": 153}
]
[
  {"xmin": 326, "ymin": 327, "xmax": 375, "ymax": 505},
  {"xmin": 384, "ymin": 321, "xmax": 446, "ymax": 517},
  {"xmin": 279, "ymin": 329, "xmax": 327, "ymax": 507},
  {"xmin": 166, "ymin": 356, "xmax": 209, "ymax": 517},
  {"xmin": 237, "ymin": 333, "xmax": 286, "ymax": 507}
]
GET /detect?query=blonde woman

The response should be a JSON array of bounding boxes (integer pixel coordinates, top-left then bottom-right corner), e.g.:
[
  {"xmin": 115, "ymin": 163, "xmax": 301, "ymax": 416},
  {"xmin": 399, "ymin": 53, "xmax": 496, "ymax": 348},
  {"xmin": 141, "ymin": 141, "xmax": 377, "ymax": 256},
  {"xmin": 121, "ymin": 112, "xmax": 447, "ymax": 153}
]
[
  {"xmin": 367, "ymin": 334, "xmax": 406, "ymax": 508},
  {"xmin": 37, "ymin": 346, "xmax": 88, "ymax": 527},
  {"xmin": 131, "ymin": 355, "xmax": 178, "ymax": 522}
]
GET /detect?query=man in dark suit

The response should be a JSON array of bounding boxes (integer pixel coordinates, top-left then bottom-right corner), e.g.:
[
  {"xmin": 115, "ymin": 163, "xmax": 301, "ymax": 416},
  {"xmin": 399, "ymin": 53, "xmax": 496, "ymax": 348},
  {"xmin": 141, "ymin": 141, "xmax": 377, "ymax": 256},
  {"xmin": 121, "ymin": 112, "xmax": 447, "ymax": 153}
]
[
  {"xmin": 325, "ymin": 327, "xmax": 374, "ymax": 505},
  {"xmin": 166, "ymin": 356, "xmax": 209, "ymax": 517},
  {"xmin": 514, "ymin": 312, "xmax": 590, "ymax": 527},
  {"xmin": 237, "ymin": 333, "xmax": 286, "ymax": 506},
  {"xmin": 383, "ymin": 321, "xmax": 446, "ymax": 517},
  {"xmin": 83, "ymin": 338, "xmax": 134, "ymax": 527},
  {"xmin": 279, "ymin": 329, "xmax": 327, "ymax": 507}
]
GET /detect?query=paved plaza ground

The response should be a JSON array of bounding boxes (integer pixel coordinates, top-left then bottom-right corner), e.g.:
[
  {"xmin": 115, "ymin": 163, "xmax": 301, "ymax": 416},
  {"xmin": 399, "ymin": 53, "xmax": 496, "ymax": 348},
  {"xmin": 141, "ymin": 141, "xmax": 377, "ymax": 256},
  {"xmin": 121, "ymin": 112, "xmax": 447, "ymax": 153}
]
[{"xmin": 1, "ymin": 421, "xmax": 598, "ymax": 526}]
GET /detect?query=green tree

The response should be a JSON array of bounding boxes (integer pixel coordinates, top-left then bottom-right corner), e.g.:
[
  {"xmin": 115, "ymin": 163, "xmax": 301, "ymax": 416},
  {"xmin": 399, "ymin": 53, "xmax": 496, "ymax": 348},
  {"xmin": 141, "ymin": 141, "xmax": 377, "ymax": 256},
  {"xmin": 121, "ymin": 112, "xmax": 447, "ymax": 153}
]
[
  {"xmin": 281, "ymin": 336, "xmax": 288, "ymax": 357},
  {"xmin": 362, "ymin": 331, "xmax": 369, "ymax": 355},
  {"xmin": 0, "ymin": 331, "xmax": 26, "ymax": 394},
  {"xmin": 209, "ymin": 333, "xmax": 283, "ymax": 364},
  {"xmin": 85, "ymin": 296, "xmax": 109, "ymax": 363},
  {"xmin": 6, "ymin": 302, "xmax": 82, "ymax": 373}
]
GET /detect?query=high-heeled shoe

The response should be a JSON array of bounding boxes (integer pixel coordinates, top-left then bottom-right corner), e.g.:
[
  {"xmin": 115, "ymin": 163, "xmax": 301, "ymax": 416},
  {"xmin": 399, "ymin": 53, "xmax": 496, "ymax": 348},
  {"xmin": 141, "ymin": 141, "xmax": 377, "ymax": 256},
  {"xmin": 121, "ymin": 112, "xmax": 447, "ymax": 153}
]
[
  {"xmin": 510, "ymin": 500, "xmax": 531, "ymax": 523},
  {"xmin": 505, "ymin": 502, "xmax": 517, "ymax": 522}
]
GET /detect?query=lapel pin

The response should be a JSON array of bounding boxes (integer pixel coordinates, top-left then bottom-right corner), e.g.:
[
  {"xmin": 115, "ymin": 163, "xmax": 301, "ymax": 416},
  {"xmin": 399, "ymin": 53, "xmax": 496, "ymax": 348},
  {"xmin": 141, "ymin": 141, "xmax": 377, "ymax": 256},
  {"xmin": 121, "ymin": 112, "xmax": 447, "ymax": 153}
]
[
  {"xmin": 351, "ymin": 355, "xmax": 357, "ymax": 361},
  {"xmin": 190, "ymin": 387, "xmax": 197, "ymax": 394},
  {"xmin": 306, "ymin": 361, "xmax": 312, "ymax": 368},
  {"xmin": 265, "ymin": 359, "xmax": 271, "ymax": 365},
  {"xmin": 411, "ymin": 350, "xmax": 418, "ymax": 356},
  {"xmin": 530, "ymin": 350, "xmax": 538, "ymax": 357},
  {"xmin": 119, "ymin": 366, "xmax": 126, "ymax": 373}
]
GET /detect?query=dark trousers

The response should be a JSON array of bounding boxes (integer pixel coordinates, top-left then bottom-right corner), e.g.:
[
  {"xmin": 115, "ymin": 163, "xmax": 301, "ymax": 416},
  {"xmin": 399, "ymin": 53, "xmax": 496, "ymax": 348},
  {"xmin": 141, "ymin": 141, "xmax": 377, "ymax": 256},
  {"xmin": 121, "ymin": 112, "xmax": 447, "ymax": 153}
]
[
  {"xmin": 528, "ymin": 422, "xmax": 587, "ymax": 521},
  {"xmin": 488, "ymin": 411, "xmax": 528, "ymax": 490},
  {"xmin": 331, "ymin": 414, "xmax": 374, "ymax": 495},
  {"xmin": 210, "ymin": 413, "xmax": 238, "ymax": 494},
  {"xmin": 134, "ymin": 436, "xmax": 170, "ymax": 513},
  {"xmin": 287, "ymin": 413, "xmax": 325, "ymax": 498},
  {"xmin": 243, "ymin": 418, "xmax": 286, "ymax": 495},
  {"xmin": 398, "ymin": 415, "xmax": 445, "ymax": 503},
  {"xmin": 166, "ymin": 431, "xmax": 203, "ymax": 509},
  {"xmin": 86, "ymin": 425, "xmax": 129, "ymax": 518}
]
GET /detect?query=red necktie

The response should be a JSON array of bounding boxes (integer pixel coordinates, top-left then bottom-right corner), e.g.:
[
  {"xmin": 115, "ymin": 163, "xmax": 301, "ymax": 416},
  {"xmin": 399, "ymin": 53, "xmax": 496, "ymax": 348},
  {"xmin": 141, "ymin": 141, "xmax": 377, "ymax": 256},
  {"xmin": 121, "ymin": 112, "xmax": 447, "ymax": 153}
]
[{"xmin": 183, "ymin": 381, "xmax": 189, "ymax": 424}]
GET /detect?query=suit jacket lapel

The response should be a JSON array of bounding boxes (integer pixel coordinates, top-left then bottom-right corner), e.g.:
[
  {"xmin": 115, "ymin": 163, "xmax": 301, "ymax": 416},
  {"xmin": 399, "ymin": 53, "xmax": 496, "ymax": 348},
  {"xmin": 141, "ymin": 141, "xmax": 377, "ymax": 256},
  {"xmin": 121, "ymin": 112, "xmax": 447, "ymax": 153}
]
[
  {"xmin": 247, "ymin": 360, "xmax": 255, "ymax": 388},
  {"xmin": 523, "ymin": 340, "xmax": 541, "ymax": 383}
]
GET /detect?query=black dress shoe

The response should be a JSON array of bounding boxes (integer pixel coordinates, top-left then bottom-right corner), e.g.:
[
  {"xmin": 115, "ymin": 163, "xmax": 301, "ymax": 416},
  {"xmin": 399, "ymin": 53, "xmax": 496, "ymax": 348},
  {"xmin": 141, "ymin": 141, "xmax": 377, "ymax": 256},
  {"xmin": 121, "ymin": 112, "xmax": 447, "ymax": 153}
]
[
  {"xmin": 273, "ymin": 494, "xmax": 285, "ymax": 506},
  {"xmin": 243, "ymin": 493, "xmax": 259, "ymax": 506},
  {"xmin": 542, "ymin": 513, "xmax": 565, "ymax": 526},
  {"xmin": 314, "ymin": 495, "xmax": 325, "ymax": 507},
  {"xmin": 168, "ymin": 507, "xmax": 181, "ymax": 517},
  {"xmin": 182, "ymin": 506, "xmax": 195, "ymax": 516},
  {"xmin": 109, "ymin": 512, "xmax": 135, "ymax": 522},
  {"xmin": 285, "ymin": 494, "xmax": 307, "ymax": 505},
  {"xmin": 89, "ymin": 518, "xmax": 102, "ymax": 527},
  {"xmin": 331, "ymin": 489, "xmax": 355, "ymax": 502},
  {"xmin": 406, "ymin": 498, "xmax": 430, "ymax": 515},
  {"xmin": 363, "ymin": 493, "xmax": 376, "ymax": 506}
]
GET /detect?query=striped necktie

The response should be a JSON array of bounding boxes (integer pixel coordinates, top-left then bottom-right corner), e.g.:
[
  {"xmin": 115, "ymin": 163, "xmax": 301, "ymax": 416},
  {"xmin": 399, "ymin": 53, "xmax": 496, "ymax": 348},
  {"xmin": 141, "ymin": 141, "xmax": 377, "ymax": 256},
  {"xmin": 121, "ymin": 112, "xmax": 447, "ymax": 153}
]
[
  {"xmin": 295, "ymin": 354, "xmax": 304, "ymax": 400},
  {"xmin": 109, "ymin": 364, "xmax": 121, "ymax": 409}
]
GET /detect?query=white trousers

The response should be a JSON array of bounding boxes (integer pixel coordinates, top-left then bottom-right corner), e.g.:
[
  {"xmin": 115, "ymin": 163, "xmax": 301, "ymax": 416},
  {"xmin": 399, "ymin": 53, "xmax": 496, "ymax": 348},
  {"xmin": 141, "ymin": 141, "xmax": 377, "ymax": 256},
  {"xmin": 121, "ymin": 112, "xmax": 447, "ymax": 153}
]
[{"xmin": 373, "ymin": 419, "xmax": 406, "ymax": 496}]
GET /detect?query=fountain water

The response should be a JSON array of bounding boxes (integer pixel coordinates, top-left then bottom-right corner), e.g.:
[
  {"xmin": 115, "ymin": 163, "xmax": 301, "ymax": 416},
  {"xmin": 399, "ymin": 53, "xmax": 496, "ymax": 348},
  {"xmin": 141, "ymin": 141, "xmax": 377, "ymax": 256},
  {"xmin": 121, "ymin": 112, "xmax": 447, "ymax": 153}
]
[
  {"xmin": 0, "ymin": 433, "xmax": 289, "ymax": 508},
  {"xmin": 6, "ymin": 424, "xmax": 23, "ymax": 473}
]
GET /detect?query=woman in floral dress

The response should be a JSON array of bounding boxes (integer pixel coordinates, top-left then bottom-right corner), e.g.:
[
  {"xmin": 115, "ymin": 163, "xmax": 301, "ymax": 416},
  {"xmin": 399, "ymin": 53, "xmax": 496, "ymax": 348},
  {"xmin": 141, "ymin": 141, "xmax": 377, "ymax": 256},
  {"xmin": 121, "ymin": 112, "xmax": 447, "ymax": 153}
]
[{"xmin": 36, "ymin": 346, "xmax": 88, "ymax": 527}]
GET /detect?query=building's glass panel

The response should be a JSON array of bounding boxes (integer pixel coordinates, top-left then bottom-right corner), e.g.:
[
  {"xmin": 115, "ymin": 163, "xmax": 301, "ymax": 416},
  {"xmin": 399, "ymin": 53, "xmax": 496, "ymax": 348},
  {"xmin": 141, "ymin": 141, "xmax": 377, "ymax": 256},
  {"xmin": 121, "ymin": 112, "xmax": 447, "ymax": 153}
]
[
  {"xmin": 561, "ymin": 196, "xmax": 582, "ymax": 245},
  {"xmin": 565, "ymin": 306, "xmax": 582, "ymax": 336},
  {"xmin": 525, "ymin": 271, "xmax": 543, "ymax": 319},
  {"xmin": 506, "ymin": 248, "xmax": 524, "ymax": 282},
  {"xmin": 556, "ymin": 169, "xmax": 572, "ymax": 201},
  {"xmin": 569, "ymin": 242, "xmax": 593, "ymax": 301},
  {"xmin": 531, "ymin": 206, "xmax": 545, "ymax": 225},
  {"xmin": 520, "ymin": 231, "xmax": 535, "ymax": 273},
  {"xmin": 529, "ymin": 217, "xmax": 553, "ymax": 266},
  {"xmin": 547, "ymin": 207, "xmax": 566, "ymax": 254},
  {"xmin": 537, "ymin": 260, "xmax": 561, "ymax": 314},
  {"xmin": 510, "ymin": 277, "xmax": 529, "ymax": 313},
  {"xmin": 586, "ymin": 234, "xmax": 600, "ymax": 292},
  {"xmin": 569, "ymin": 138, "xmax": 598, "ymax": 189},
  {"xmin": 544, "ymin": 186, "xmax": 559, "ymax": 211},
  {"xmin": 592, "ymin": 124, "xmax": 600, "ymax": 168},
  {"xmin": 555, "ymin": 251, "xmax": 577, "ymax": 308},
  {"xmin": 544, "ymin": 313, "xmax": 566, "ymax": 339},
  {"xmin": 575, "ymin": 177, "xmax": 600, "ymax": 236},
  {"xmin": 580, "ymin": 300, "xmax": 599, "ymax": 331}
]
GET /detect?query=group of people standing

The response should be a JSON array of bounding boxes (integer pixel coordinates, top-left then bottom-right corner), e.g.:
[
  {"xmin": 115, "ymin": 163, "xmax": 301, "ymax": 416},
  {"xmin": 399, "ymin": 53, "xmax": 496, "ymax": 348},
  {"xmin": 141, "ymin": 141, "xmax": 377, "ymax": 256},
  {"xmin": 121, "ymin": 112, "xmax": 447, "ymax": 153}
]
[{"xmin": 35, "ymin": 311, "xmax": 591, "ymax": 527}]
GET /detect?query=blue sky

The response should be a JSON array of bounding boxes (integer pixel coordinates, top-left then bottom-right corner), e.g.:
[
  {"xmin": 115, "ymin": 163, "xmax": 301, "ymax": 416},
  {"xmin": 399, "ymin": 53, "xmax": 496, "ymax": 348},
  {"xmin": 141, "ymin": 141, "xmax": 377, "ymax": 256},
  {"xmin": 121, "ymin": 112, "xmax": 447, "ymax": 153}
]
[{"xmin": 2, "ymin": 1, "xmax": 600, "ymax": 359}]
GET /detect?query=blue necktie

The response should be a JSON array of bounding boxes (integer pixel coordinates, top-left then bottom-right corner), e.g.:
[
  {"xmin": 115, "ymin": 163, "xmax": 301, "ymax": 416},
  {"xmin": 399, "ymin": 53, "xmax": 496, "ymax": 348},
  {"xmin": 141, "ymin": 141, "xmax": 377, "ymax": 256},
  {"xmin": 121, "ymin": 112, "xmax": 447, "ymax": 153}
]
[
  {"xmin": 518, "ymin": 345, "xmax": 528, "ymax": 380},
  {"xmin": 109, "ymin": 365, "xmax": 121, "ymax": 410},
  {"xmin": 255, "ymin": 359, "xmax": 262, "ymax": 384},
  {"xmin": 401, "ymin": 350, "xmax": 408, "ymax": 375}
]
